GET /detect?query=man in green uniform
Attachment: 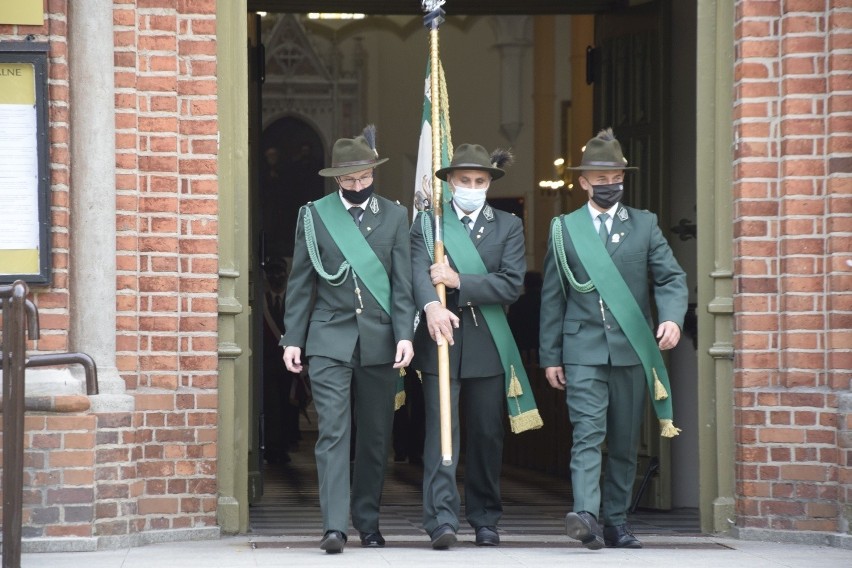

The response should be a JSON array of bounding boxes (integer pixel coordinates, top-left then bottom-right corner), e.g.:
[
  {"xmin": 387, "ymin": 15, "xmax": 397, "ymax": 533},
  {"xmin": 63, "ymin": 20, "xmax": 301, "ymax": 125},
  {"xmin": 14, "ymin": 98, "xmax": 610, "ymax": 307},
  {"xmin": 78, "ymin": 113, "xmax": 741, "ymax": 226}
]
[
  {"xmin": 539, "ymin": 128, "xmax": 687, "ymax": 550},
  {"xmin": 281, "ymin": 125, "xmax": 414, "ymax": 554},
  {"xmin": 411, "ymin": 144, "xmax": 541, "ymax": 550}
]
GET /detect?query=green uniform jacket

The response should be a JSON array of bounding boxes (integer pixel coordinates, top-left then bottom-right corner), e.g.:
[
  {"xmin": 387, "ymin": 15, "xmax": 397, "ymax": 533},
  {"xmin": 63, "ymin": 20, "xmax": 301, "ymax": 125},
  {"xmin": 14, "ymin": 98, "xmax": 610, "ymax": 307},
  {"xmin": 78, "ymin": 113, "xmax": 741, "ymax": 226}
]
[
  {"xmin": 539, "ymin": 204, "xmax": 687, "ymax": 368},
  {"xmin": 281, "ymin": 195, "xmax": 414, "ymax": 365},
  {"xmin": 410, "ymin": 205, "xmax": 526, "ymax": 378}
]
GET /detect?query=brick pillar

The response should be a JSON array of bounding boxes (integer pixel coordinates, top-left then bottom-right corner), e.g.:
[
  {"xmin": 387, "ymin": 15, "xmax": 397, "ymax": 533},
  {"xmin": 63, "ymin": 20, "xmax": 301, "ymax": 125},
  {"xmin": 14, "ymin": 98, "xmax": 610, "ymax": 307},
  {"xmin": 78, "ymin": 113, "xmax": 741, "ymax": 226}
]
[{"xmin": 733, "ymin": 0, "xmax": 850, "ymax": 543}]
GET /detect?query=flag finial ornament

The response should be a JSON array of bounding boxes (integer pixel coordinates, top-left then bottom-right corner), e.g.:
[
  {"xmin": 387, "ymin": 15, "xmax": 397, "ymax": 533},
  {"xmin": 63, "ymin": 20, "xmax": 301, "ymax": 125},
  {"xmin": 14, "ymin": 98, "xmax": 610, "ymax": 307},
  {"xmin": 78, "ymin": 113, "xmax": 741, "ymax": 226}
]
[
  {"xmin": 422, "ymin": 0, "xmax": 446, "ymax": 12},
  {"xmin": 422, "ymin": 0, "xmax": 446, "ymax": 28}
]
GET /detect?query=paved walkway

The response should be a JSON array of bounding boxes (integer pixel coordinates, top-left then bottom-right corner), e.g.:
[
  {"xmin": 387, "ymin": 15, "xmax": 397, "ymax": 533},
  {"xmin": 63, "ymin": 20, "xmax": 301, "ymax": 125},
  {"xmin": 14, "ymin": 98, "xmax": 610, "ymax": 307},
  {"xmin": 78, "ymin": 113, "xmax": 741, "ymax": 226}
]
[
  {"xmin": 16, "ymin": 533, "xmax": 852, "ymax": 567},
  {"xmin": 10, "ymin": 428, "xmax": 852, "ymax": 566}
]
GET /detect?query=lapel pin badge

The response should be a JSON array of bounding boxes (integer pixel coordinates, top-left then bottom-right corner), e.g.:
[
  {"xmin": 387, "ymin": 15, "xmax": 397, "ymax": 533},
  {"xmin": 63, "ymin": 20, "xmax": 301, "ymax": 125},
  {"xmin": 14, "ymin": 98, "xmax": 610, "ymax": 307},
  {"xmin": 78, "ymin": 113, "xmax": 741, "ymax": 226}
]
[{"xmin": 611, "ymin": 233, "xmax": 621, "ymax": 243}]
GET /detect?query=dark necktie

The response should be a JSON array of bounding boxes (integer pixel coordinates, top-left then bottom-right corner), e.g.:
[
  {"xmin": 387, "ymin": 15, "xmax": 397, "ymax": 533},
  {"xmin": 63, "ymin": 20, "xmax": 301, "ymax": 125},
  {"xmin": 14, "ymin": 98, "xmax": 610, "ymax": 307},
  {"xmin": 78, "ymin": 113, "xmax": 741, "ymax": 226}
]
[
  {"xmin": 273, "ymin": 295, "xmax": 282, "ymax": 319},
  {"xmin": 461, "ymin": 215, "xmax": 472, "ymax": 235},
  {"xmin": 598, "ymin": 213, "xmax": 610, "ymax": 244},
  {"xmin": 348, "ymin": 206, "xmax": 362, "ymax": 227}
]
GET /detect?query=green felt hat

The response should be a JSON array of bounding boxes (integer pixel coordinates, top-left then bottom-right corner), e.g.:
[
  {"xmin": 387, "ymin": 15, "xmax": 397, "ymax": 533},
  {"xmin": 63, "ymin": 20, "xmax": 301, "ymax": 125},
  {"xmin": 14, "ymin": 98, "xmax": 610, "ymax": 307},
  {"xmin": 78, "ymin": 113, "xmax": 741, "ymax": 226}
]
[
  {"xmin": 435, "ymin": 143, "xmax": 513, "ymax": 181},
  {"xmin": 318, "ymin": 124, "xmax": 389, "ymax": 177},
  {"xmin": 568, "ymin": 127, "xmax": 638, "ymax": 171}
]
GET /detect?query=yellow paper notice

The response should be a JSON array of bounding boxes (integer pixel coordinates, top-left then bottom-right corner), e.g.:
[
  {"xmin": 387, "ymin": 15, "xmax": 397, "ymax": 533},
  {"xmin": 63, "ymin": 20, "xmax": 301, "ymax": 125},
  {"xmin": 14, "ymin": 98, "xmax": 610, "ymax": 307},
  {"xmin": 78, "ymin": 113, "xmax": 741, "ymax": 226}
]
[
  {"xmin": 0, "ymin": 63, "xmax": 36, "ymax": 104},
  {"xmin": 0, "ymin": 1, "xmax": 44, "ymax": 26}
]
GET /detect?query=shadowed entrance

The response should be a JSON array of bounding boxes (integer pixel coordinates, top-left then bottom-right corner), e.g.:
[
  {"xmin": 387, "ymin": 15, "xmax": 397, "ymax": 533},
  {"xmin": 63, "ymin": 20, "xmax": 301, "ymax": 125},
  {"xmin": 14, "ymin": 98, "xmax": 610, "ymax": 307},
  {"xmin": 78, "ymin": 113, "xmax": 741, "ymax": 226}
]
[{"xmin": 249, "ymin": 426, "xmax": 701, "ymax": 541}]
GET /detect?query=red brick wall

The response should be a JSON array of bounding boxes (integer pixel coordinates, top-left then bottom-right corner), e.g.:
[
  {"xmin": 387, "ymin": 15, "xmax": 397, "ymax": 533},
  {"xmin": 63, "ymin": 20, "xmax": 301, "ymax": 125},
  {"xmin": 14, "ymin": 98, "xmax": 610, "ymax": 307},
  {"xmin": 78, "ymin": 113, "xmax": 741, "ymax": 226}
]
[
  {"xmin": 113, "ymin": 0, "xmax": 219, "ymax": 392},
  {"xmin": 23, "ymin": 414, "xmax": 97, "ymax": 538},
  {"xmin": 734, "ymin": 0, "xmax": 851, "ymax": 534},
  {"xmin": 0, "ymin": 0, "xmax": 219, "ymax": 540}
]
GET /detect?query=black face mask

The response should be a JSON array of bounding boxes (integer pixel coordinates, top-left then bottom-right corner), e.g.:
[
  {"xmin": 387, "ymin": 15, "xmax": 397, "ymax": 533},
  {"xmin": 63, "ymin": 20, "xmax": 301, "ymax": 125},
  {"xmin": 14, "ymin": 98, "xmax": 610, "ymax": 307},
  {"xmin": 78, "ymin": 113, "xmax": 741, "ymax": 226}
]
[
  {"xmin": 590, "ymin": 182, "xmax": 624, "ymax": 209},
  {"xmin": 340, "ymin": 184, "xmax": 374, "ymax": 204}
]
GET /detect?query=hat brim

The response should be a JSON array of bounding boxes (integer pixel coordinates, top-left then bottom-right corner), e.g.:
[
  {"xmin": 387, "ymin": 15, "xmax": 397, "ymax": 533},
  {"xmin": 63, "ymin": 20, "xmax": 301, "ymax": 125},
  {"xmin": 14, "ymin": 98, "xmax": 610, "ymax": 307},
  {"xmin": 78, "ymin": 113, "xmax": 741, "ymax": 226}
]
[
  {"xmin": 435, "ymin": 164, "xmax": 505, "ymax": 181},
  {"xmin": 318, "ymin": 157, "xmax": 389, "ymax": 177},
  {"xmin": 566, "ymin": 164, "xmax": 639, "ymax": 171}
]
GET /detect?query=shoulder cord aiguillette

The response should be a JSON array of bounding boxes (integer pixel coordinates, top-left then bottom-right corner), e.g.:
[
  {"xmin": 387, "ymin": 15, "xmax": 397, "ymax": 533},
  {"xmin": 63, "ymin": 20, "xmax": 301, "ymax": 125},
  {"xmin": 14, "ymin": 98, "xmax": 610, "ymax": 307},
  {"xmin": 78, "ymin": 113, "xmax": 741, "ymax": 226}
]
[
  {"xmin": 302, "ymin": 205, "xmax": 352, "ymax": 287},
  {"xmin": 550, "ymin": 216, "xmax": 596, "ymax": 297}
]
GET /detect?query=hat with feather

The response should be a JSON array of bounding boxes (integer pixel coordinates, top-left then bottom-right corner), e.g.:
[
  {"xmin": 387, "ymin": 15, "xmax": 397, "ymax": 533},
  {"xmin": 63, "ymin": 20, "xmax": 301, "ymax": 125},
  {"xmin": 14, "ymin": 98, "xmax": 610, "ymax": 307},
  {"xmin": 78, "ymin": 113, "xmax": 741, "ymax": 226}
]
[
  {"xmin": 319, "ymin": 124, "xmax": 389, "ymax": 177},
  {"xmin": 568, "ymin": 127, "xmax": 638, "ymax": 171},
  {"xmin": 435, "ymin": 143, "xmax": 513, "ymax": 181}
]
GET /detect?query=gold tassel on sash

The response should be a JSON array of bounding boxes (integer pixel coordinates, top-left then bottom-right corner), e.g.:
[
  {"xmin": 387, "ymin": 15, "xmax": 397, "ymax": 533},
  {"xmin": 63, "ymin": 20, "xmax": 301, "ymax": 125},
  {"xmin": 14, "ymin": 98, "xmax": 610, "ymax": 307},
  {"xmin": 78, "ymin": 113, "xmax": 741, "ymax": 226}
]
[
  {"xmin": 654, "ymin": 369, "xmax": 678, "ymax": 436},
  {"xmin": 506, "ymin": 365, "xmax": 524, "ymax": 397},
  {"xmin": 395, "ymin": 390, "xmax": 406, "ymax": 411},
  {"xmin": 506, "ymin": 365, "xmax": 543, "ymax": 433},
  {"xmin": 652, "ymin": 368, "xmax": 668, "ymax": 400},
  {"xmin": 510, "ymin": 409, "xmax": 544, "ymax": 434},
  {"xmin": 659, "ymin": 419, "xmax": 681, "ymax": 438},
  {"xmin": 394, "ymin": 368, "xmax": 407, "ymax": 410}
]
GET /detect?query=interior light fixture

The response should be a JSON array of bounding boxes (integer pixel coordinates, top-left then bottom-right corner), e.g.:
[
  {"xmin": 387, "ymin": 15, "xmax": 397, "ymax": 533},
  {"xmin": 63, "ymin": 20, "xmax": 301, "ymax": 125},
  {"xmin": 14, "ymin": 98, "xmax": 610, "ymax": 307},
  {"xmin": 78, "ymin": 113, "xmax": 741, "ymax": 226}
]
[{"xmin": 308, "ymin": 13, "xmax": 366, "ymax": 20}]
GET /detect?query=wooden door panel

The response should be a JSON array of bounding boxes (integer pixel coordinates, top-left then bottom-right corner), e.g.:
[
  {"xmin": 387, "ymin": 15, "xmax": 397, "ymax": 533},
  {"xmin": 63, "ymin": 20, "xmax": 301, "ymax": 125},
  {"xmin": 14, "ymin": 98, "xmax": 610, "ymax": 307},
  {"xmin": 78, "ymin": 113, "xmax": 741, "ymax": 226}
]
[{"xmin": 594, "ymin": 0, "xmax": 672, "ymax": 511}]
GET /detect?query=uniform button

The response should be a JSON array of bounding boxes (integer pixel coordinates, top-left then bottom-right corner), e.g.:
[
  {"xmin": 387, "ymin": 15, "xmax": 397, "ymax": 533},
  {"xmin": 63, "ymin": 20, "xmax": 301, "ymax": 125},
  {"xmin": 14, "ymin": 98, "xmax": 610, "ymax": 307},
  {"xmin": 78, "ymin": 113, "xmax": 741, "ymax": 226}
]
[
  {"xmin": 356, "ymin": 308, "xmax": 362, "ymax": 315},
  {"xmin": 606, "ymin": 324, "xmax": 611, "ymax": 330}
]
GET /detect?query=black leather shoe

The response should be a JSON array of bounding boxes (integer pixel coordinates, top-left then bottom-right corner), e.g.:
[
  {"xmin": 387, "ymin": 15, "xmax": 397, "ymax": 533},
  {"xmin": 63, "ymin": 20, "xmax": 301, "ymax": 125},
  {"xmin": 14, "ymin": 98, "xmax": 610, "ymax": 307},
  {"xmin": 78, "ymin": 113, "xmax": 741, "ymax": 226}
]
[
  {"xmin": 474, "ymin": 526, "xmax": 500, "ymax": 546},
  {"xmin": 564, "ymin": 511, "xmax": 604, "ymax": 550},
  {"xmin": 359, "ymin": 531, "xmax": 385, "ymax": 548},
  {"xmin": 604, "ymin": 523, "xmax": 642, "ymax": 548},
  {"xmin": 320, "ymin": 530, "xmax": 346, "ymax": 553},
  {"xmin": 429, "ymin": 524, "xmax": 457, "ymax": 550}
]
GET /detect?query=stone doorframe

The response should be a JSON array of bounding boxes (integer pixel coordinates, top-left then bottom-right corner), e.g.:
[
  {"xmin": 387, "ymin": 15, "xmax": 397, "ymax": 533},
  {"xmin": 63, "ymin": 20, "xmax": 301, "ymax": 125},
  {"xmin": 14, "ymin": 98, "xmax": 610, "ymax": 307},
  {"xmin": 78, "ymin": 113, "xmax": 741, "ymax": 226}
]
[
  {"xmin": 216, "ymin": 0, "xmax": 251, "ymax": 534},
  {"xmin": 696, "ymin": 0, "xmax": 736, "ymax": 534},
  {"xmin": 215, "ymin": 1, "xmax": 737, "ymax": 535}
]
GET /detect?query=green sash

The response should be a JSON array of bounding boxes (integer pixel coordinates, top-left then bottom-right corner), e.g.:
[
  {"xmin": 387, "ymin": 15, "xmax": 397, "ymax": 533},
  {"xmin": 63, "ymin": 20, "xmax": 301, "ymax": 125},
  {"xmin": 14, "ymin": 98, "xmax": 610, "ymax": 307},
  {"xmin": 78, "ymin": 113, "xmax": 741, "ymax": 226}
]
[
  {"xmin": 312, "ymin": 194, "xmax": 392, "ymax": 316},
  {"xmin": 439, "ymin": 211, "xmax": 543, "ymax": 434},
  {"xmin": 561, "ymin": 208, "xmax": 680, "ymax": 437},
  {"xmin": 310, "ymin": 194, "xmax": 405, "ymax": 407}
]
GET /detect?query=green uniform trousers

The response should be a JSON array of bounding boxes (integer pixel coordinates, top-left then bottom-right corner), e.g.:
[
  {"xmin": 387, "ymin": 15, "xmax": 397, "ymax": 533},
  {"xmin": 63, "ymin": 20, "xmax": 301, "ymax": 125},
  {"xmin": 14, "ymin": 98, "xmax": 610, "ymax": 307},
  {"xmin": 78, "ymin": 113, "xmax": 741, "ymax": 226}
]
[
  {"xmin": 564, "ymin": 363, "xmax": 646, "ymax": 526},
  {"xmin": 309, "ymin": 353, "xmax": 397, "ymax": 536},
  {"xmin": 421, "ymin": 372, "xmax": 505, "ymax": 534}
]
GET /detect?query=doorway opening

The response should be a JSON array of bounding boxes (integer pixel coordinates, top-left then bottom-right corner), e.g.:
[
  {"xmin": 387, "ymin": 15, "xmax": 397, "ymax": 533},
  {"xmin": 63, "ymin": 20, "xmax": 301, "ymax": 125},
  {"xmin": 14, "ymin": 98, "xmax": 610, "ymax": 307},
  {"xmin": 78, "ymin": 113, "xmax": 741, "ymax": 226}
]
[
  {"xmin": 243, "ymin": 2, "xmax": 701, "ymax": 537},
  {"xmin": 258, "ymin": 116, "xmax": 325, "ymax": 260}
]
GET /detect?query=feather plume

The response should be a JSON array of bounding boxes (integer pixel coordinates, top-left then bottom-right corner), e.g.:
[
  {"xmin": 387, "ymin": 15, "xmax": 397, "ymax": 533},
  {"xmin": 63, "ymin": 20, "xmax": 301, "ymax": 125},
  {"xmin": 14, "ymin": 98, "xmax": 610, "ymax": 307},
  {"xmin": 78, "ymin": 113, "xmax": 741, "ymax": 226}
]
[
  {"xmin": 596, "ymin": 127, "xmax": 615, "ymax": 141},
  {"xmin": 362, "ymin": 124, "xmax": 378, "ymax": 156},
  {"xmin": 490, "ymin": 148, "xmax": 514, "ymax": 169}
]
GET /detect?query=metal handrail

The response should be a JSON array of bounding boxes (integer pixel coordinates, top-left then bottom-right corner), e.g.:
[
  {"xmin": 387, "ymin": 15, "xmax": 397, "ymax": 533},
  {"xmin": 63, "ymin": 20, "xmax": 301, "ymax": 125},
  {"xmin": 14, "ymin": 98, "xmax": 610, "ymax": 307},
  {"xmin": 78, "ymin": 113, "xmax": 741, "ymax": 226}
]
[
  {"xmin": 1, "ymin": 298, "xmax": 40, "ymax": 339},
  {"xmin": 1, "ymin": 281, "xmax": 99, "ymax": 568},
  {"xmin": 25, "ymin": 352, "xmax": 99, "ymax": 396},
  {"xmin": 1, "ymin": 281, "xmax": 29, "ymax": 568}
]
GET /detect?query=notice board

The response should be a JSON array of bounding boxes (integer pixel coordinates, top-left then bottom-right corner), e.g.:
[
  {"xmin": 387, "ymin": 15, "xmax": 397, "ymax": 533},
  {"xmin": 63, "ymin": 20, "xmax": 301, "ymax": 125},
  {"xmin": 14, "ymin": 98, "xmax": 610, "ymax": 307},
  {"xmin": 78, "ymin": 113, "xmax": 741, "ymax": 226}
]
[
  {"xmin": 0, "ymin": 43, "xmax": 50, "ymax": 285},
  {"xmin": 0, "ymin": 0, "xmax": 43, "ymax": 26}
]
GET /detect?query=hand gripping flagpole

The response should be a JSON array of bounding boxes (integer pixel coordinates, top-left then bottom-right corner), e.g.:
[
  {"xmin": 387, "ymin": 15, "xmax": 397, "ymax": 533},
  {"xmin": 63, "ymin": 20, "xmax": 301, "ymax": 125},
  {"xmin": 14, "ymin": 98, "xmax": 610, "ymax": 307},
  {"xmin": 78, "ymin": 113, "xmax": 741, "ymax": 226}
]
[{"xmin": 423, "ymin": 0, "xmax": 452, "ymax": 467}]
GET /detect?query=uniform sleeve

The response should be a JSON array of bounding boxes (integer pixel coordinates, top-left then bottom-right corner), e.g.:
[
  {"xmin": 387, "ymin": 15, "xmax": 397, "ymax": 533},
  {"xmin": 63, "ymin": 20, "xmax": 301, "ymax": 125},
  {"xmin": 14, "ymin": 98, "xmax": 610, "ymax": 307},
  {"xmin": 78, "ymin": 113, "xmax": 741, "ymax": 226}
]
[
  {"xmin": 281, "ymin": 207, "xmax": 317, "ymax": 349},
  {"xmin": 410, "ymin": 212, "xmax": 440, "ymax": 310},
  {"xmin": 647, "ymin": 213, "xmax": 688, "ymax": 328},
  {"xmin": 539, "ymin": 219, "xmax": 568, "ymax": 367},
  {"xmin": 390, "ymin": 207, "xmax": 415, "ymax": 342}
]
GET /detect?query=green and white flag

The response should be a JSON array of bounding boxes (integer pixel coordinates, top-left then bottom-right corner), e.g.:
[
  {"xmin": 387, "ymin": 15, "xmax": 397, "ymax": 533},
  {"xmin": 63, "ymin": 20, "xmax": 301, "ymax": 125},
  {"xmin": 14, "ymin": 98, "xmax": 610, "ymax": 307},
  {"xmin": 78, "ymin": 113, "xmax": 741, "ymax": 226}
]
[{"xmin": 413, "ymin": 58, "xmax": 453, "ymax": 220}]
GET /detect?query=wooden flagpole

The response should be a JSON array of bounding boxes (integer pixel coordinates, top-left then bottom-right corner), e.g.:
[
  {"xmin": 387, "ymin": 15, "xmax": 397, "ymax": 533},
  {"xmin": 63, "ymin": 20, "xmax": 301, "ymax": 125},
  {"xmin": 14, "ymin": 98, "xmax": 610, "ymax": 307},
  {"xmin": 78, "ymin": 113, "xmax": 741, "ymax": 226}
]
[{"xmin": 423, "ymin": 0, "xmax": 452, "ymax": 466}]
